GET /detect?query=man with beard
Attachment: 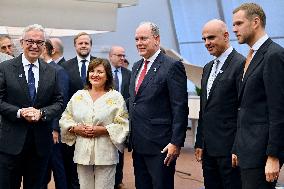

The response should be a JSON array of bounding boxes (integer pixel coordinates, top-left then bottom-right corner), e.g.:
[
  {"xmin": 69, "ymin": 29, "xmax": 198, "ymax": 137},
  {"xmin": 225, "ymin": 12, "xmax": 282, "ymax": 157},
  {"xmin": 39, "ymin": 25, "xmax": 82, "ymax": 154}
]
[
  {"xmin": 61, "ymin": 32, "xmax": 96, "ymax": 189},
  {"xmin": 232, "ymin": 3, "xmax": 284, "ymax": 189}
]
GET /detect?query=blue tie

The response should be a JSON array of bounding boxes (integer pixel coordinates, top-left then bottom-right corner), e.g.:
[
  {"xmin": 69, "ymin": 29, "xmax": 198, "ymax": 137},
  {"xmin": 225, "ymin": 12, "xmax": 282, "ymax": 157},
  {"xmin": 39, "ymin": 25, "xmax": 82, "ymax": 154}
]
[
  {"xmin": 81, "ymin": 59, "xmax": 87, "ymax": 85},
  {"xmin": 28, "ymin": 64, "xmax": 36, "ymax": 102},
  {"xmin": 114, "ymin": 69, "xmax": 119, "ymax": 91}
]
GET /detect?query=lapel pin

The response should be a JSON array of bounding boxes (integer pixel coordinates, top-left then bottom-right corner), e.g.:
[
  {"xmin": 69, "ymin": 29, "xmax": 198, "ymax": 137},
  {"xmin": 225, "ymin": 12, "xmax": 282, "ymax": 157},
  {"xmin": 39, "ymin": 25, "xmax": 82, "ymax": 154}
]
[
  {"xmin": 19, "ymin": 74, "xmax": 23, "ymax": 78},
  {"xmin": 153, "ymin": 68, "xmax": 157, "ymax": 72}
]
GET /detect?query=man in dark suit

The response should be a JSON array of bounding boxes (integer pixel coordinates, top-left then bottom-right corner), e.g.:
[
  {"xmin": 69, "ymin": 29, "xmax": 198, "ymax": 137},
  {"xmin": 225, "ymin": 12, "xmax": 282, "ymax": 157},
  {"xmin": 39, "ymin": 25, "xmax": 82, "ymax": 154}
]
[
  {"xmin": 41, "ymin": 39, "xmax": 69, "ymax": 189},
  {"xmin": 60, "ymin": 32, "xmax": 96, "ymax": 189},
  {"xmin": 194, "ymin": 19, "xmax": 244, "ymax": 189},
  {"xmin": 0, "ymin": 24, "xmax": 63, "ymax": 189},
  {"xmin": 232, "ymin": 3, "xmax": 284, "ymax": 189},
  {"xmin": 50, "ymin": 38, "xmax": 66, "ymax": 66},
  {"xmin": 109, "ymin": 45, "xmax": 131, "ymax": 189},
  {"xmin": 128, "ymin": 22, "xmax": 188, "ymax": 189}
]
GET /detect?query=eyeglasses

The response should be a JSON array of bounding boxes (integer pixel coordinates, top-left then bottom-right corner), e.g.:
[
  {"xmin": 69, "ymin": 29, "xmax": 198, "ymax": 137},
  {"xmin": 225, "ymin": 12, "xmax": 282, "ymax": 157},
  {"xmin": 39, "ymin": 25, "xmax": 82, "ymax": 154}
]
[
  {"xmin": 113, "ymin": 54, "xmax": 126, "ymax": 58},
  {"xmin": 24, "ymin": 39, "xmax": 45, "ymax": 47}
]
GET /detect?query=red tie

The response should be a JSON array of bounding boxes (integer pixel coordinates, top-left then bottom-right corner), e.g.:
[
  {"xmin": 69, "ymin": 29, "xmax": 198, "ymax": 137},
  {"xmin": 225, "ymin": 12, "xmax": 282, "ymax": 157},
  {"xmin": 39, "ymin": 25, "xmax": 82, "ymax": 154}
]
[{"xmin": 135, "ymin": 60, "xmax": 149, "ymax": 93}]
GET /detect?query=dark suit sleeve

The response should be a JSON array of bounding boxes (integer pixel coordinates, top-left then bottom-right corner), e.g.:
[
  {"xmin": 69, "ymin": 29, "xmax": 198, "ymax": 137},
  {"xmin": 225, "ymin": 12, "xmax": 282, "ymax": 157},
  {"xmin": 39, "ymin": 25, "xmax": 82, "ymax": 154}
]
[
  {"xmin": 167, "ymin": 61, "xmax": 189, "ymax": 147},
  {"xmin": 52, "ymin": 68, "xmax": 69, "ymax": 131},
  {"xmin": 41, "ymin": 69, "xmax": 64, "ymax": 122},
  {"xmin": 195, "ymin": 66, "xmax": 206, "ymax": 149},
  {"xmin": 0, "ymin": 64, "xmax": 20, "ymax": 121},
  {"xmin": 264, "ymin": 49, "xmax": 284, "ymax": 157}
]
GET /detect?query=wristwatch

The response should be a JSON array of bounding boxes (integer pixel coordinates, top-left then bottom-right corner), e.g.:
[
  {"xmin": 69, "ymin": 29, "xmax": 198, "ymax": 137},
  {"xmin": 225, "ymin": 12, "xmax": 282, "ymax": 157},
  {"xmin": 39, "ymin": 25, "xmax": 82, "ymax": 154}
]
[{"xmin": 40, "ymin": 109, "xmax": 47, "ymax": 121}]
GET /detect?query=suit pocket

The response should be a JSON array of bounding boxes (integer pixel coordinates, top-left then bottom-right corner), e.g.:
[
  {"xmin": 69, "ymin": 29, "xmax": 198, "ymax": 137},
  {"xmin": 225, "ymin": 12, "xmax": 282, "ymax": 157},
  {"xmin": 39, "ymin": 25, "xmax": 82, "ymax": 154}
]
[{"xmin": 150, "ymin": 118, "xmax": 171, "ymax": 125}]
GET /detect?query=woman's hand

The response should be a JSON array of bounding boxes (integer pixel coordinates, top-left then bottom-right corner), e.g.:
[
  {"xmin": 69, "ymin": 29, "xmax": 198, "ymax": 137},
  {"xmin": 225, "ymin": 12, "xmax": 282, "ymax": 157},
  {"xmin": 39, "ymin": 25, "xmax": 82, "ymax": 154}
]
[{"xmin": 70, "ymin": 124, "xmax": 108, "ymax": 138}]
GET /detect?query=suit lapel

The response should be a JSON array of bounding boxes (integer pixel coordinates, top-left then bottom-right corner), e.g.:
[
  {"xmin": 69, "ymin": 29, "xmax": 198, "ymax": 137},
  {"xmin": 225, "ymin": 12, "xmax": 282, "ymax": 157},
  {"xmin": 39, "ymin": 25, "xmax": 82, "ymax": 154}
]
[
  {"xmin": 136, "ymin": 54, "xmax": 162, "ymax": 96},
  {"xmin": 131, "ymin": 59, "xmax": 143, "ymax": 98},
  {"xmin": 202, "ymin": 61, "xmax": 213, "ymax": 105},
  {"xmin": 238, "ymin": 39, "xmax": 272, "ymax": 99},
  {"xmin": 34, "ymin": 59, "xmax": 48, "ymax": 104},
  {"xmin": 71, "ymin": 57, "xmax": 84, "ymax": 88},
  {"xmin": 208, "ymin": 50, "xmax": 235, "ymax": 101},
  {"xmin": 13, "ymin": 56, "xmax": 31, "ymax": 103},
  {"xmin": 121, "ymin": 68, "xmax": 126, "ymax": 94}
]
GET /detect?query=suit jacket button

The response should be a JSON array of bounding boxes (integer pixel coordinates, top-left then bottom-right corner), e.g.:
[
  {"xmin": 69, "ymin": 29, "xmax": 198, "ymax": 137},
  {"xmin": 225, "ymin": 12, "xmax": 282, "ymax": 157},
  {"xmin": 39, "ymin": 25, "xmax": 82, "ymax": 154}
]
[{"xmin": 238, "ymin": 108, "xmax": 241, "ymax": 111}]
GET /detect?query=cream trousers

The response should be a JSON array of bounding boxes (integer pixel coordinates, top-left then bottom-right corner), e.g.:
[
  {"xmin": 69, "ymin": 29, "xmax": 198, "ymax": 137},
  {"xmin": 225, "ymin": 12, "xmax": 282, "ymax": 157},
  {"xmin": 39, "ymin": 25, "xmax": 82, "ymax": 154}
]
[{"xmin": 77, "ymin": 164, "xmax": 116, "ymax": 189}]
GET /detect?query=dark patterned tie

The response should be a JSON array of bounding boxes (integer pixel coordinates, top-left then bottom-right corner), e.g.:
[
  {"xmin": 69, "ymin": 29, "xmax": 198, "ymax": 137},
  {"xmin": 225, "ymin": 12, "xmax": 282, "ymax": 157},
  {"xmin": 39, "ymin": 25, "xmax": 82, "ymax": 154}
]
[
  {"xmin": 28, "ymin": 64, "xmax": 36, "ymax": 102},
  {"xmin": 114, "ymin": 69, "xmax": 119, "ymax": 91},
  {"xmin": 81, "ymin": 59, "xmax": 87, "ymax": 85}
]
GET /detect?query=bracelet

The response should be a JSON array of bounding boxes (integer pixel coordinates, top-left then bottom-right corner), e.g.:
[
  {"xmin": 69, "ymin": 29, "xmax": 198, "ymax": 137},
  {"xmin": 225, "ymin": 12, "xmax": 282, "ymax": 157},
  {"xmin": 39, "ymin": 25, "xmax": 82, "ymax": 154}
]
[{"xmin": 68, "ymin": 126, "xmax": 75, "ymax": 133}]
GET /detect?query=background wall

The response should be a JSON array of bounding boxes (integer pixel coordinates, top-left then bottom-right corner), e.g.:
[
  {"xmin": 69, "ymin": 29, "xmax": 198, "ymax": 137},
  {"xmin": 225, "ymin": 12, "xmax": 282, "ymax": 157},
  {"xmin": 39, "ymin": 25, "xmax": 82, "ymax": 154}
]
[{"xmin": 61, "ymin": 0, "xmax": 179, "ymax": 69}]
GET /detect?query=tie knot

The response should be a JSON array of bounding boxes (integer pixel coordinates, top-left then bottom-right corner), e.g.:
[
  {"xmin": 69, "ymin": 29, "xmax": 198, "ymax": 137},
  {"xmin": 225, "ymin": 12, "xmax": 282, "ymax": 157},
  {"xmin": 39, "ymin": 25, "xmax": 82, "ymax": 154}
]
[
  {"xmin": 29, "ymin": 64, "xmax": 34, "ymax": 69},
  {"xmin": 215, "ymin": 59, "xmax": 220, "ymax": 65},
  {"xmin": 248, "ymin": 49, "xmax": 254, "ymax": 57},
  {"xmin": 114, "ymin": 69, "xmax": 119, "ymax": 73},
  {"xmin": 81, "ymin": 59, "xmax": 87, "ymax": 64},
  {"xmin": 144, "ymin": 60, "xmax": 149, "ymax": 64}
]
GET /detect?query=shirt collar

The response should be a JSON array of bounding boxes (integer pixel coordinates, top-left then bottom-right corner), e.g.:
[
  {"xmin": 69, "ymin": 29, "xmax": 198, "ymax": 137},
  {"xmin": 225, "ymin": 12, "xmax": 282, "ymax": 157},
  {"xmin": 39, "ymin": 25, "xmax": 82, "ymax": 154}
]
[
  {"xmin": 216, "ymin": 46, "xmax": 233, "ymax": 64},
  {"xmin": 143, "ymin": 49, "xmax": 161, "ymax": 63},
  {"xmin": 251, "ymin": 34, "xmax": 269, "ymax": 51},
  {"xmin": 77, "ymin": 54, "xmax": 91, "ymax": 63},
  {"xmin": 111, "ymin": 64, "xmax": 121, "ymax": 72},
  {"xmin": 46, "ymin": 59, "xmax": 53, "ymax": 63},
  {"xmin": 54, "ymin": 56, "xmax": 64, "ymax": 64},
  {"xmin": 22, "ymin": 54, "xmax": 39, "ymax": 68}
]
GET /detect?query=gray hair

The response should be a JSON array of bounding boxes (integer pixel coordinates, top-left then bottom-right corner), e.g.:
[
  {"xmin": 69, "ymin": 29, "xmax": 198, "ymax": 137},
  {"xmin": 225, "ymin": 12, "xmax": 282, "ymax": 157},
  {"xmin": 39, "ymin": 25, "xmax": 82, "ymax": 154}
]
[
  {"xmin": 22, "ymin": 24, "xmax": 46, "ymax": 40},
  {"xmin": 139, "ymin": 22, "xmax": 160, "ymax": 37}
]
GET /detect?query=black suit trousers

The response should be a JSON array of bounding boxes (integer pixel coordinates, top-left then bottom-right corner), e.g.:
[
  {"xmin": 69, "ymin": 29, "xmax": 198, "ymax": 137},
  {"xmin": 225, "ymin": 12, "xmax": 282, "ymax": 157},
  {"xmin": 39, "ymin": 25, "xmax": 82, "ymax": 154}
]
[
  {"xmin": 61, "ymin": 143, "xmax": 80, "ymax": 189},
  {"xmin": 115, "ymin": 150, "xmax": 124, "ymax": 187},
  {"xmin": 241, "ymin": 168, "xmax": 277, "ymax": 189},
  {"xmin": 202, "ymin": 150, "xmax": 241, "ymax": 189},
  {"xmin": 132, "ymin": 151, "xmax": 175, "ymax": 189},
  {"xmin": 0, "ymin": 128, "xmax": 49, "ymax": 189}
]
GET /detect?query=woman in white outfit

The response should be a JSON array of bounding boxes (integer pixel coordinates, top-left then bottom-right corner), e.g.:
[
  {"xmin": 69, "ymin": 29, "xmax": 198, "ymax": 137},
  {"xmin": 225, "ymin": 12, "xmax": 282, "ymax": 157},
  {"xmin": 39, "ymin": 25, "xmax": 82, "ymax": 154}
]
[{"xmin": 60, "ymin": 58, "xmax": 129, "ymax": 189}]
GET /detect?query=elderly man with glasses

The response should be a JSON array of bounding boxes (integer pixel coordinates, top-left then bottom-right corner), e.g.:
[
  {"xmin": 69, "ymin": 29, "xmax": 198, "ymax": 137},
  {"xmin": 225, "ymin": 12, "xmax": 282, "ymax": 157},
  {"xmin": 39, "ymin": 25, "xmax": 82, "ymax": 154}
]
[{"xmin": 0, "ymin": 24, "xmax": 63, "ymax": 189}]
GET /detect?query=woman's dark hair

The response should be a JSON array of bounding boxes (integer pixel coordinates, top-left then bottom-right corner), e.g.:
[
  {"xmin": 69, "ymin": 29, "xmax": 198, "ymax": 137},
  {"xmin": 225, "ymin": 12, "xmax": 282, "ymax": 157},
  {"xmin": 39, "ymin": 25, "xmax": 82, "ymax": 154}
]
[{"xmin": 84, "ymin": 58, "xmax": 114, "ymax": 91}]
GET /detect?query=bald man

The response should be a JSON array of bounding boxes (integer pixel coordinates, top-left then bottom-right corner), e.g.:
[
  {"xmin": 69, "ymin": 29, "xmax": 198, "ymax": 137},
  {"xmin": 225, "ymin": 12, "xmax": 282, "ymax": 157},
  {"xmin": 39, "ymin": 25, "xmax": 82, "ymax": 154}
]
[
  {"xmin": 50, "ymin": 38, "xmax": 65, "ymax": 66},
  {"xmin": 194, "ymin": 19, "xmax": 245, "ymax": 189},
  {"xmin": 108, "ymin": 46, "xmax": 131, "ymax": 189}
]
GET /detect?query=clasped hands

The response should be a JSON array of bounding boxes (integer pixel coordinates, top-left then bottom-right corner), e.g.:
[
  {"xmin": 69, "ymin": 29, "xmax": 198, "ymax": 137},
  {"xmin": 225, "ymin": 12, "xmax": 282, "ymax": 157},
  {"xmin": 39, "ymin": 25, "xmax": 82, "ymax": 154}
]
[
  {"xmin": 20, "ymin": 107, "xmax": 41, "ymax": 122},
  {"xmin": 69, "ymin": 123, "xmax": 104, "ymax": 138}
]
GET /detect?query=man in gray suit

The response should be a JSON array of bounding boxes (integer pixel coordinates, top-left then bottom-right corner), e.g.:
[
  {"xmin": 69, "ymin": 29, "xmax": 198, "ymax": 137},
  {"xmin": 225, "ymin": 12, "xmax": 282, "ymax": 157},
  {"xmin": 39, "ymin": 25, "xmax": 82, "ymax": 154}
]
[
  {"xmin": 0, "ymin": 24, "xmax": 63, "ymax": 189},
  {"xmin": 195, "ymin": 19, "xmax": 244, "ymax": 189}
]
